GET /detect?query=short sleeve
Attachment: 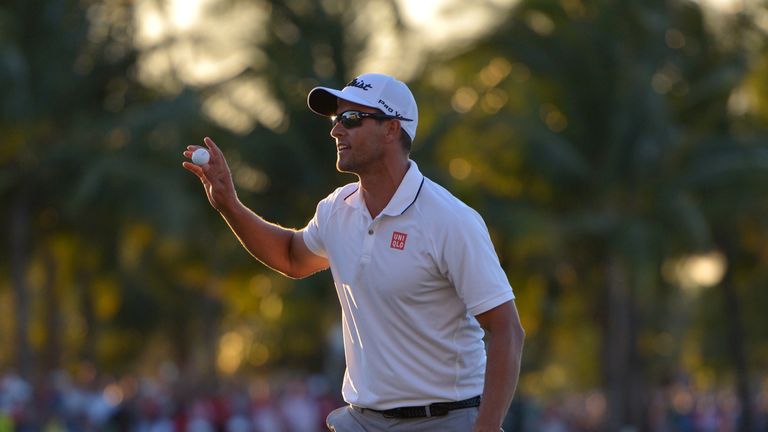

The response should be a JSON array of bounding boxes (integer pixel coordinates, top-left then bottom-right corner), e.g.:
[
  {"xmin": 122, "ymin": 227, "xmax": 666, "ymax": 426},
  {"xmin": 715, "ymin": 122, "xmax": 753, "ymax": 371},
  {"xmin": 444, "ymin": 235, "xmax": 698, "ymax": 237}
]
[
  {"xmin": 436, "ymin": 209, "xmax": 514, "ymax": 316},
  {"xmin": 302, "ymin": 198, "xmax": 330, "ymax": 258},
  {"xmin": 303, "ymin": 183, "xmax": 359, "ymax": 258}
]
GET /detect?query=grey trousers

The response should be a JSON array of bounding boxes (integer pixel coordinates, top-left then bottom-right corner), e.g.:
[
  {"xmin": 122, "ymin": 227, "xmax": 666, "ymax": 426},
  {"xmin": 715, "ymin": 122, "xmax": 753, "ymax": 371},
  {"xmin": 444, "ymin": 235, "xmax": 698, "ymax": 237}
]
[{"xmin": 326, "ymin": 405, "xmax": 479, "ymax": 432}]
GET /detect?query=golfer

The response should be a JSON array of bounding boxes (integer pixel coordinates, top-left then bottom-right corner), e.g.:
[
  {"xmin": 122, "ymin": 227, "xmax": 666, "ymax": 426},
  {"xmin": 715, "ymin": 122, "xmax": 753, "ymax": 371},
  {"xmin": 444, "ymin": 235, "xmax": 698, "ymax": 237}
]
[{"xmin": 183, "ymin": 73, "xmax": 525, "ymax": 432}]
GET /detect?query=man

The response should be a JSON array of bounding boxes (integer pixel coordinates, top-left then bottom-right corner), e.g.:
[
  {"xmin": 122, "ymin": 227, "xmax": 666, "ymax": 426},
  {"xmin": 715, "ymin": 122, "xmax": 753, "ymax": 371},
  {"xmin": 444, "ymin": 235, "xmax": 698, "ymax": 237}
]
[{"xmin": 182, "ymin": 73, "xmax": 525, "ymax": 432}]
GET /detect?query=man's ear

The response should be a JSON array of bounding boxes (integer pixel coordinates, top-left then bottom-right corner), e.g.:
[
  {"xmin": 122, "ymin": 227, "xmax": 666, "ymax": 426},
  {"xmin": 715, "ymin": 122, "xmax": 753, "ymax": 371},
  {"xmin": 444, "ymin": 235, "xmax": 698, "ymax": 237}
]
[{"xmin": 386, "ymin": 119, "xmax": 402, "ymax": 143}]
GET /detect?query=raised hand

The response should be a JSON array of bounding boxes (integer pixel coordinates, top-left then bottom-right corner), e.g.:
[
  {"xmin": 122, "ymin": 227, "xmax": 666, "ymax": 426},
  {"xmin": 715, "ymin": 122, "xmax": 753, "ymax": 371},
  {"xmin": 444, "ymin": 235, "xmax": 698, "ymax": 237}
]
[{"xmin": 182, "ymin": 136, "xmax": 239, "ymax": 213}]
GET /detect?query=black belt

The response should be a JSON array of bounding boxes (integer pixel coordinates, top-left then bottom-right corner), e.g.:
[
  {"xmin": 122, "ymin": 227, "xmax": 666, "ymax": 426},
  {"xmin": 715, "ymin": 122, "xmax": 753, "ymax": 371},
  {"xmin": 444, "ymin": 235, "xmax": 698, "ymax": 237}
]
[{"xmin": 363, "ymin": 395, "xmax": 481, "ymax": 418}]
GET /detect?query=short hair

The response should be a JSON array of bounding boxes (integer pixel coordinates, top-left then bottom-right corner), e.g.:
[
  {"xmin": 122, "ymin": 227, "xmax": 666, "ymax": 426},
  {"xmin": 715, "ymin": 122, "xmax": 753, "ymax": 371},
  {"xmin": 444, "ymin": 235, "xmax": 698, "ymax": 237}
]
[
  {"xmin": 400, "ymin": 129, "xmax": 412, "ymax": 153},
  {"xmin": 372, "ymin": 108, "xmax": 412, "ymax": 153}
]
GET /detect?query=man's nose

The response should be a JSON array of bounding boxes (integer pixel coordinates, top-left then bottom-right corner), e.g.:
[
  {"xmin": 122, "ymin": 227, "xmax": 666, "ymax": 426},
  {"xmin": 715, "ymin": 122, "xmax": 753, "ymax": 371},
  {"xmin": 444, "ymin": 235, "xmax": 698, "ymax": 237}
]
[{"xmin": 330, "ymin": 121, "xmax": 345, "ymax": 139}]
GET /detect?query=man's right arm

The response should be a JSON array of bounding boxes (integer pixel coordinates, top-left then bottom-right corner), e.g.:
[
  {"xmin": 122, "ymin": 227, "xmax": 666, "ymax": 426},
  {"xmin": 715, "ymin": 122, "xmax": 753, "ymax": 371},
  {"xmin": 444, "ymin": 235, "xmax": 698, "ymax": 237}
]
[
  {"xmin": 218, "ymin": 201, "xmax": 329, "ymax": 278},
  {"xmin": 183, "ymin": 137, "xmax": 329, "ymax": 279}
]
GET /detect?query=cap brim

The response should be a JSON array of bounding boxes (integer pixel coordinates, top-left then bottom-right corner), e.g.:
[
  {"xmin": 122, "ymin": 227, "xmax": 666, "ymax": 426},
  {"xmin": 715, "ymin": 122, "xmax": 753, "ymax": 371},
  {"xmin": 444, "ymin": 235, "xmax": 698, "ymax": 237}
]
[{"xmin": 307, "ymin": 87, "xmax": 379, "ymax": 117}]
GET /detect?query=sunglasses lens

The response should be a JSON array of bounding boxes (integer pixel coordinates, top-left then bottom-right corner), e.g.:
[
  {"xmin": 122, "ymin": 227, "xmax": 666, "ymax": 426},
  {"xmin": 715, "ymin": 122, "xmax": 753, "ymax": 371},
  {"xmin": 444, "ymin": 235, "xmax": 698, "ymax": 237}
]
[{"xmin": 340, "ymin": 111, "xmax": 362, "ymax": 128}]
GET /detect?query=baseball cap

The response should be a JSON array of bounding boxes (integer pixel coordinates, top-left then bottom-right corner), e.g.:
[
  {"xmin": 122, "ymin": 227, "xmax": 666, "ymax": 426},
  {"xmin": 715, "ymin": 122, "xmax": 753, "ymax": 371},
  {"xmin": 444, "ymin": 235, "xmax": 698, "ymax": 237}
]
[{"xmin": 307, "ymin": 73, "xmax": 419, "ymax": 141}]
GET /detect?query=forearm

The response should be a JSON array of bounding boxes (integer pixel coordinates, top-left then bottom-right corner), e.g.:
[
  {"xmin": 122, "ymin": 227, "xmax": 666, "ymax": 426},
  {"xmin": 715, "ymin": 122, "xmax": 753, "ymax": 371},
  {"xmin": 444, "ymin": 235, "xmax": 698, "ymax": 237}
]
[
  {"xmin": 219, "ymin": 199, "xmax": 299, "ymax": 277},
  {"xmin": 474, "ymin": 327, "xmax": 524, "ymax": 431},
  {"xmin": 183, "ymin": 137, "xmax": 318, "ymax": 278}
]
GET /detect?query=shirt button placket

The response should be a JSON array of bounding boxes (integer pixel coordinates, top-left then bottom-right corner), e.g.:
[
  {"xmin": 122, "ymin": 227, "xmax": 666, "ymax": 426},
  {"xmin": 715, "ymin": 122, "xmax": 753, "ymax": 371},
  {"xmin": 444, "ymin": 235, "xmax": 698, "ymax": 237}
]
[{"xmin": 361, "ymin": 221, "xmax": 377, "ymax": 264}]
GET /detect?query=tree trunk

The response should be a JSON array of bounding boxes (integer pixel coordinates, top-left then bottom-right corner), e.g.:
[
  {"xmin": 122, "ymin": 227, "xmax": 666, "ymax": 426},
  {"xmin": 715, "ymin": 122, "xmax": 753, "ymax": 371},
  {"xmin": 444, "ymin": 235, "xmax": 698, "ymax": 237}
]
[
  {"xmin": 601, "ymin": 254, "xmax": 638, "ymax": 431},
  {"xmin": 711, "ymin": 231, "xmax": 755, "ymax": 432},
  {"xmin": 9, "ymin": 191, "xmax": 33, "ymax": 378},
  {"xmin": 76, "ymin": 268, "xmax": 97, "ymax": 364},
  {"xmin": 42, "ymin": 244, "xmax": 61, "ymax": 372},
  {"xmin": 719, "ymin": 253, "xmax": 754, "ymax": 432}
]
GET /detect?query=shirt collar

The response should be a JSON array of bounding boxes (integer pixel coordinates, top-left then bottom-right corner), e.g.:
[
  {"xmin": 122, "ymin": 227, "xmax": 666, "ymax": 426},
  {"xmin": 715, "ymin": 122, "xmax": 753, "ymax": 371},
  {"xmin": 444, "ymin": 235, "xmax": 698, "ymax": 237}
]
[
  {"xmin": 344, "ymin": 160, "xmax": 425, "ymax": 217},
  {"xmin": 381, "ymin": 160, "xmax": 424, "ymax": 216}
]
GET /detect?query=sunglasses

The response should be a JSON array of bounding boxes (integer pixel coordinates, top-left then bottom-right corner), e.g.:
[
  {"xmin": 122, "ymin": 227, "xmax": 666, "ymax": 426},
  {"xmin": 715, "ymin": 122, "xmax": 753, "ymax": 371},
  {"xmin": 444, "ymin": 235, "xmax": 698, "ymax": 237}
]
[{"xmin": 331, "ymin": 110, "xmax": 413, "ymax": 129}]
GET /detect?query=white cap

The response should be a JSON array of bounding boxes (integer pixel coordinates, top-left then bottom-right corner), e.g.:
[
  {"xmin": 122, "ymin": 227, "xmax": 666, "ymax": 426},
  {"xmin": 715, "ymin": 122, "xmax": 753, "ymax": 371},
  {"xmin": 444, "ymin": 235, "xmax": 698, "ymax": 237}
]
[{"xmin": 307, "ymin": 73, "xmax": 419, "ymax": 141}]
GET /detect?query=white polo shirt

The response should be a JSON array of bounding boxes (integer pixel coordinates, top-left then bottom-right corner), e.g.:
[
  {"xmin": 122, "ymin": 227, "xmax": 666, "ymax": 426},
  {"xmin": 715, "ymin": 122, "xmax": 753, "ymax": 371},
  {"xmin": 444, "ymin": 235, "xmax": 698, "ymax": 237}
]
[{"xmin": 302, "ymin": 161, "xmax": 514, "ymax": 410}]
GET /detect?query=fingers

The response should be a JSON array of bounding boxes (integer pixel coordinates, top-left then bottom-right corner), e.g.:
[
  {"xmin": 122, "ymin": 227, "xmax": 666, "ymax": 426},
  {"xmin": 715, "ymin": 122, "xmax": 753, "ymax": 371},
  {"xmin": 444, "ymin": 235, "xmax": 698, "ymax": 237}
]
[
  {"xmin": 203, "ymin": 136, "xmax": 218, "ymax": 152},
  {"xmin": 182, "ymin": 160, "xmax": 206, "ymax": 178},
  {"xmin": 182, "ymin": 161, "xmax": 213, "ymax": 193},
  {"xmin": 205, "ymin": 136, "xmax": 227, "ymax": 166},
  {"xmin": 183, "ymin": 145, "xmax": 208, "ymax": 159},
  {"xmin": 182, "ymin": 138, "xmax": 212, "ymax": 176},
  {"xmin": 183, "ymin": 137, "xmax": 234, "ymax": 211},
  {"xmin": 184, "ymin": 137, "xmax": 223, "ymax": 165},
  {"xmin": 183, "ymin": 137, "xmax": 227, "ymax": 188}
]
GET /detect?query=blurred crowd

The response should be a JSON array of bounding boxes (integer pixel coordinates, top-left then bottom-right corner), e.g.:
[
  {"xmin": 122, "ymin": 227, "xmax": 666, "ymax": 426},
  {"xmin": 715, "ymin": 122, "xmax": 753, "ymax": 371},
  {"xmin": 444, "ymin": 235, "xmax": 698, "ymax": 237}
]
[
  {"xmin": 1, "ymin": 369, "xmax": 768, "ymax": 431},
  {"xmin": 508, "ymin": 383, "xmax": 768, "ymax": 432},
  {"xmin": 0, "ymin": 369, "xmax": 338, "ymax": 432}
]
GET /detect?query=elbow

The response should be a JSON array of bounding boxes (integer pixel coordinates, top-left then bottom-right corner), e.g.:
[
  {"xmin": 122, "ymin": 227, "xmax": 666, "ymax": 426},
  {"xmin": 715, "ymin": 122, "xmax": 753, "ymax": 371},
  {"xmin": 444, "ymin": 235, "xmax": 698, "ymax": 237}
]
[
  {"xmin": 512, "ymin": 321, "xmax": 525, "ymax": 349},
  {"xmin": 516, "ymin": 321, "xmax": 526, "ymax": 340},
  {"xmin": 282, "ymin": 271, "xmax": 302, "ymax": 280},
  {"xmin": 281, "ymin": 264, "xmax": 322, "ymax": 280},
  {"xmin": 514, "ymin": 323, "xmax": 525, "ymax": 346},
  {"xmin": 263, "ymin": 260, "xmax": 307, "ymax": 279},
  {"xmin": 280, "ymin": 267, "xmax": 309, "ymax": 280}
]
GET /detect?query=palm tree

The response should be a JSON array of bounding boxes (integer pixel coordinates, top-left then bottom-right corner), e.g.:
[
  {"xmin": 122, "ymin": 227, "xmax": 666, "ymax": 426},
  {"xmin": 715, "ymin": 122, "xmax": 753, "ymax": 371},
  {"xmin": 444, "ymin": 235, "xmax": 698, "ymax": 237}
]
[
  {"xmin": 0, "ymin": 0, "xmax": 213, "ymax": 377},
  {"xmin": 416, "ymin": 0, "xmax": 768, "ymax": 429}
]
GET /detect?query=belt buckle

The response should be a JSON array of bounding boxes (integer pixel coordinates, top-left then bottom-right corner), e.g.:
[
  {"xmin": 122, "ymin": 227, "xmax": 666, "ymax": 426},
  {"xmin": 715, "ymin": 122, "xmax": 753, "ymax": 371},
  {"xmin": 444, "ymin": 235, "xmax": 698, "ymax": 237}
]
[{"xmin": 428, "ymin": 403, "xmax": 449, "ymax": 417}]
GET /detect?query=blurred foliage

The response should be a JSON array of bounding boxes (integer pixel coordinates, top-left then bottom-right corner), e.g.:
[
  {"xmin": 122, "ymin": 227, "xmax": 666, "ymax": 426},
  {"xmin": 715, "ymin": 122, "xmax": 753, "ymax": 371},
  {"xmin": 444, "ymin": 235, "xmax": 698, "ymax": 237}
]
[
  {"xmin": 1, "ymin": 0, "xmax": 768, "ymax": 429},
  {"xmin": 412, "ymin": 1, "xmax": 768, "ymax": 428}
]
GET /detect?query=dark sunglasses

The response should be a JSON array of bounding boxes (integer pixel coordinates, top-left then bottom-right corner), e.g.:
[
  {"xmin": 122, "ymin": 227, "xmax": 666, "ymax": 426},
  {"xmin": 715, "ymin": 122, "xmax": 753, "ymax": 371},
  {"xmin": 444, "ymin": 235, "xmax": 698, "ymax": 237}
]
[{"xmin": 331, "ymin": 110, "xmax": 413, "ymax": 128}]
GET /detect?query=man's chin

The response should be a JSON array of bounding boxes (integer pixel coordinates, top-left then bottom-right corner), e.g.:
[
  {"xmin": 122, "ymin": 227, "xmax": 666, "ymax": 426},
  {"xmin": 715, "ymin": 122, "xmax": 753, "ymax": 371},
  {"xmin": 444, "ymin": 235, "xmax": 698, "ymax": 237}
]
[{"xmin": 336, "ymin": 161, "xmax": 356, "ymax": 175}]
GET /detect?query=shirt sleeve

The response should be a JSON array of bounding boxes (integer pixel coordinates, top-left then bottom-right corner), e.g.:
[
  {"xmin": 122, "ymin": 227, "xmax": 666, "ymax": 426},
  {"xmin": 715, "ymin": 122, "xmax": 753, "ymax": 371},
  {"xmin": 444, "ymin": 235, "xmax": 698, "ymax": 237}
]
[
  {"xmin": 301, "ymin": 191, "xmax": 335, "ymax": 258},
  {"xmin": 436, "ymin": 208, "xmax": 515, "ymax": 316}
]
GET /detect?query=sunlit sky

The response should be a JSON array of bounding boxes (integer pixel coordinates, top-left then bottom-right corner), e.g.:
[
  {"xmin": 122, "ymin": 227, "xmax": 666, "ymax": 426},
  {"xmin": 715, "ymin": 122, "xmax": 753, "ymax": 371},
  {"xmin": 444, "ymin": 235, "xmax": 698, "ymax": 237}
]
[
  {"xmin": 132, "ymin": 0, "xmax": 760, "ymax": 134},
  {"xmin": 697, "ymin": 0, "xmax": 746, "ymax": 12},
  {"xmin": 133, "ymin": 0, "xmax": 522, "ymax": 133},
  {"xmin": 134, "ymin": 0, "xmax": 518, "ymax": 81}
]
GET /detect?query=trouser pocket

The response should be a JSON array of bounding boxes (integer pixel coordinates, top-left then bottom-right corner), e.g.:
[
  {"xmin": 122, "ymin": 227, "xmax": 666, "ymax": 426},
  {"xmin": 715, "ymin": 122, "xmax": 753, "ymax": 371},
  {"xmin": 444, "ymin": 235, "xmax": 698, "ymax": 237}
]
[{"xmin": 326, "ymin": 406, "xmax": 368, "ymax": 431}]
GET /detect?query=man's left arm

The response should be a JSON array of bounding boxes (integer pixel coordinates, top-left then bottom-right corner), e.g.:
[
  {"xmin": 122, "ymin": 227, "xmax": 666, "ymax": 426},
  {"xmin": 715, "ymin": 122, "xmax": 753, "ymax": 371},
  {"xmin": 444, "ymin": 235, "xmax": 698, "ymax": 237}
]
[{"xmin": 473, "ymin": 300, "xmax": 525, "ymax": 432}]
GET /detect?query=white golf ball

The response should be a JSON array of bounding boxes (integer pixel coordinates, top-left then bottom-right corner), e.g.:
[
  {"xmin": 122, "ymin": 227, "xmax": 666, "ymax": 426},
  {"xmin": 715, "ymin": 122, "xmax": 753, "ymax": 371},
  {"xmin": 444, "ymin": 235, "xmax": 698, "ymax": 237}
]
[{"xmin": 191, "ymin": 148, "xmax": 210, "ymax": 165}]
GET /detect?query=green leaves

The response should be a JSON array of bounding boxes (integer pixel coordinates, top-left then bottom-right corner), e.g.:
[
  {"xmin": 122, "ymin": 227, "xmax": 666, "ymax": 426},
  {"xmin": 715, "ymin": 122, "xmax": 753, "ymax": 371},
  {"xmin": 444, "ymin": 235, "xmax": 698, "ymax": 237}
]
[
  {"xmin": 416, "ymin": 0, "xmax": 768, "ymax": 426},
  {"xmin": 1, "ymin": 2, "xmax": 767, "ymax": 420}
]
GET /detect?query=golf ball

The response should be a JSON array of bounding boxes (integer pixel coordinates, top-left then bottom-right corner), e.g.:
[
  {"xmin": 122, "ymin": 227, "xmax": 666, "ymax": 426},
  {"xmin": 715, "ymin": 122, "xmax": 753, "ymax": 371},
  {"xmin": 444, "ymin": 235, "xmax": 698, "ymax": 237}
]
[{"xmin": 191, "ymin": 148, "xmax": 210, "ymax": 165}]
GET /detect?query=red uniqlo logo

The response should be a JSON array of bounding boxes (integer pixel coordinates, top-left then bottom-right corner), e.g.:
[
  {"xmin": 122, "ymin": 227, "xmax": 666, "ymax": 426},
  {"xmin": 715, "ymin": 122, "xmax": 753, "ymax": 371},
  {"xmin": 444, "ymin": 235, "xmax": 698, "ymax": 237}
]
[{"xmin": 390, "ymin": 231, "xmax": 407, "ymax": 250}]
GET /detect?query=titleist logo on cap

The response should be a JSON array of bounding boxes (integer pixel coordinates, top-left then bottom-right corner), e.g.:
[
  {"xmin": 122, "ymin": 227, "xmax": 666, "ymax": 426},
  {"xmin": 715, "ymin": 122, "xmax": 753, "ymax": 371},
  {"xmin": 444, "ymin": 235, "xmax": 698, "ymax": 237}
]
[{"xmin": 346, "ymin": 78, "xmax": 373, "ymax": 91}]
